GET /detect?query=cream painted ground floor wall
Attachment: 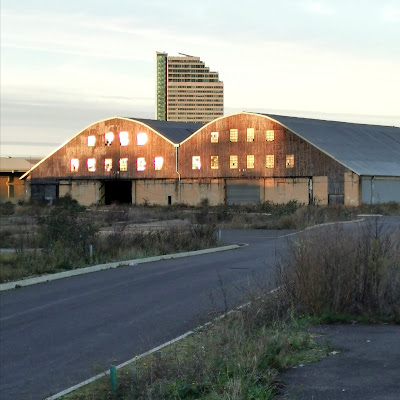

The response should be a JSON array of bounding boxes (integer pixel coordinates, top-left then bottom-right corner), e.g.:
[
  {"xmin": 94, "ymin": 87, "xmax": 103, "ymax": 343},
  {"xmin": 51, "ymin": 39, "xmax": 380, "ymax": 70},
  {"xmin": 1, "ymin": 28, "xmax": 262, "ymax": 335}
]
[
  {"xmin": 52, "ymin": 175, "xmax": 356, "ymax": 206},
  {"xmin": 31, "ymin": 173, "xmax": 400, "ymax": 206}
]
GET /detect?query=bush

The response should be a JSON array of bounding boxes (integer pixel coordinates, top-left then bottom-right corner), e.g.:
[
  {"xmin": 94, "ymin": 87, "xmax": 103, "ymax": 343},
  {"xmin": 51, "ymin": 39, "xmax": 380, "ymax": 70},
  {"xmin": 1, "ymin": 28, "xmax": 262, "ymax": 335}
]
[
  {"xmin": 0, "ymin": 201, "xmax": 15, "ymax": 216},
  {"xmin": 38, "ymin": 198, "xmax": 98, "ymax": 268},
  {"xmin": 277, "ymin": 219, "xmax": 400, "ymax": 320}
]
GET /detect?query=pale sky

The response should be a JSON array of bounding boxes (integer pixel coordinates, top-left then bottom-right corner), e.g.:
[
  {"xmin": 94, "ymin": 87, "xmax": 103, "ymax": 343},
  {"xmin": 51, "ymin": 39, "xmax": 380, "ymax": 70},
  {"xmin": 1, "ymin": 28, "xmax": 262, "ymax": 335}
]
[{"xmin": 1, "ymin": 0, "xmax": 399, "ymax": 157}]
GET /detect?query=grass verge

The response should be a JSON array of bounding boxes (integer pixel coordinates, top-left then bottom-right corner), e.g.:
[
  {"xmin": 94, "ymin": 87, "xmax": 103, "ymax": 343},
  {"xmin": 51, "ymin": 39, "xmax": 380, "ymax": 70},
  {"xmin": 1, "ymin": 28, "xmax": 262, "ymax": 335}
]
[
  {"xmin": 60, "ymin": 299, "xmax": 331, "ymax": 400},
  {"xmin": 0, "ymin": 224, "xmax": 217, "ymax": 283}
]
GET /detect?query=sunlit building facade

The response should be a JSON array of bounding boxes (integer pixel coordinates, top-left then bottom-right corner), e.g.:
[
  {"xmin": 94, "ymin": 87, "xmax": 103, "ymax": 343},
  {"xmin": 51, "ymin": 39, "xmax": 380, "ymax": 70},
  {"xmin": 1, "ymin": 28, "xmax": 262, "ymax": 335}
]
[
  {"xmin": 22, "ymin": 113, "xmax": 400, "ymax": 206},
  {"xmin": 156, "ymin": 52, "xmax": 224, "ymax": 123}
]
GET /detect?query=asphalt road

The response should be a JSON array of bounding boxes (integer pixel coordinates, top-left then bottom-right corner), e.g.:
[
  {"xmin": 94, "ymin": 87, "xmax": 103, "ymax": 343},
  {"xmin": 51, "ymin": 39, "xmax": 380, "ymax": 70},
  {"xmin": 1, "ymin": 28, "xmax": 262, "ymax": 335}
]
[
  {"xmin": 281, "ymin": 324, "xmax": 400, "ymax": 400},
  {"xmin": 0, "ymin": 228, "xmax": 294, "ymax": 400}
]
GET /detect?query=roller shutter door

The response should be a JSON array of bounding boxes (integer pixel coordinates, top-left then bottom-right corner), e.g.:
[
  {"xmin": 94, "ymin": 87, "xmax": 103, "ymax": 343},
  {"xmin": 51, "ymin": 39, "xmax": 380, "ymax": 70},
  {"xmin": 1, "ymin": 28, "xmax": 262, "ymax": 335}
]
[
  {"xmin": 226, "ymin": 180, "xmax": 260, "ymax": 204},
  {"xmin": 361, "ymin": 177, "xmax": 400, "ymax": 204}
]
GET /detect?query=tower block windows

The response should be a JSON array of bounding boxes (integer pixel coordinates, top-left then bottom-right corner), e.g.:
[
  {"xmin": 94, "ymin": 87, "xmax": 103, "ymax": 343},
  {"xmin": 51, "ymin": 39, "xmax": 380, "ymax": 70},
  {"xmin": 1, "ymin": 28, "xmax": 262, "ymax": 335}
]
[{"xmin": 156, "ymin": 52, "xmax": 224, "ymax": 123}]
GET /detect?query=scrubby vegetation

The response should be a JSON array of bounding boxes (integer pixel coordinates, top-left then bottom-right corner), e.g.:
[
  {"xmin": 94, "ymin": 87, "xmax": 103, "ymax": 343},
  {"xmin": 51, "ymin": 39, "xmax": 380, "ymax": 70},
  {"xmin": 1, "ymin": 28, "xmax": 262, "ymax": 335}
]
[
  {"xmin": 0, "ymin": 196, "xmax": 218, "ymax": 283},
  {"xmin": 1, "ymin": 197, "xmax": 400, "ymax": 283},
  {"xmin": 277, "ymin": 218, "xmax": 400, "ymax": 322}
]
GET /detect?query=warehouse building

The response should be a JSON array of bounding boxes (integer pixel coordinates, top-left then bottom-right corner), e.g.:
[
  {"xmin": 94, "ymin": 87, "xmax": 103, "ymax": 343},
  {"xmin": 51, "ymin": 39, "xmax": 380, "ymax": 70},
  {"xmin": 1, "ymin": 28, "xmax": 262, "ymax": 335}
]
[{"xmin": 21, "ymin": 112, "xmax": 400, "ymax": 206}]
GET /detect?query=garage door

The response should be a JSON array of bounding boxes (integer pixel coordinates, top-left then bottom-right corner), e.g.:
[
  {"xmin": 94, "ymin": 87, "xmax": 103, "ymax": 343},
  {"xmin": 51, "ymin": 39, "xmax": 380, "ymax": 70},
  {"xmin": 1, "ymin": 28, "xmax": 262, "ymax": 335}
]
[
  {"xmin": 226, "ymin": 180, "xmax": 260, "ymax": 204},
  {"xmin": 361, "ymin": 177, "xmax": 400, "ymax": 204}
]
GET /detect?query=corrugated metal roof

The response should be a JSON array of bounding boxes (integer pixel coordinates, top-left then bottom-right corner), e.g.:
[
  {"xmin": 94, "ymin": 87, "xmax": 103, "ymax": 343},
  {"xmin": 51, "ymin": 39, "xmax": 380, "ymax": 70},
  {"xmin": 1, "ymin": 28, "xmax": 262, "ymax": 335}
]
[
  {"xmin": 258, "ymin": 113, "xmax": 400, "ymax": 176},
  {"xmin": 127, "ymin": 118, "xmax": 204, "ymax": 144}
]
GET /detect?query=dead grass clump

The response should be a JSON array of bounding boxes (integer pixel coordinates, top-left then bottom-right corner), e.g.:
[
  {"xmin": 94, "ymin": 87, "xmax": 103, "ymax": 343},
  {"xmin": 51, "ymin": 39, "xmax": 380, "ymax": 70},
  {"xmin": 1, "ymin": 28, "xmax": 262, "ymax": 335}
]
[
  {"xmin": 277, "ymin": 219, "xmax": 400, "ymax": 320},
  {"xmin": 94, "ymin": 223, "xmax": 217, "ymax": 263}
]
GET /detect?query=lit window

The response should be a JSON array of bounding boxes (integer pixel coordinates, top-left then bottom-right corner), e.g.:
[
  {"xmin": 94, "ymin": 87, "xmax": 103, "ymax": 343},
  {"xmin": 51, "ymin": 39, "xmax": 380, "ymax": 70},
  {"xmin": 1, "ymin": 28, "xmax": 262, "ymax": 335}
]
[
  {"xmin": 211, "ymin": 156, "xmax": 219, "ymax": 169},
  {"xmin": 211, "ymin": 131, "xmax": 219, "ymax": 143},
  {"xmin": 247, "ymin": 155, "xmax": 254, "ymax": 169},
  {"xmin": 137, "ymin": 132, "xmax": 148, "ymax": 146},
  {"xmin": 87, "ymin": 136, "xmax": 95, "ymax": 146},
  {"xmin": 119, "ymin": 131, "xmax": 129, "ymax": 146},
  {"xmin": 266, "ymin": 155, "xmax": 274, "ymax": 168},
  {"xmin": 105, "ymin": 132, "xmax": 114, "ymax": 146},
  {"xmin": 137, "ymin": 157, "xmax": 146, "ymax": 171},
  {"xmin": 192, "ymin": 156, "xmax": 201, "ymax": 170},
  {"xmin": 286, "ymin": 154, "xmax": 294, "ymax": 168},
  {"xmin": 247, "ymin": 128, "xmax": 255, "ymax": 142},
  {"xmin": 230, "ymin": 129, "xmax": 238, "ymax": 142},
  {"xmin": 230, "ymin": 155, "xmax": 238, "ymax": 169},
  {"xmin": 266, "ymin": 130, "xmax": 275, "ymax": 141},
  {"xmin": 105, "ymin": 159, "xmax": 112, "ymax": 172},
  {"xmin": 87, "ymin": 158, "xmax": 96, "ymax": 172},
  {"xmin": 120, "ymin": 158, "xmax": 128, "ymax": 171},
  {"xmin": 154, "ymin": 157, "xmax": 163, "ymax": 170},
  {"xmin": 70, "ymin": 159, "xmax": 79, "ymax": 172}
]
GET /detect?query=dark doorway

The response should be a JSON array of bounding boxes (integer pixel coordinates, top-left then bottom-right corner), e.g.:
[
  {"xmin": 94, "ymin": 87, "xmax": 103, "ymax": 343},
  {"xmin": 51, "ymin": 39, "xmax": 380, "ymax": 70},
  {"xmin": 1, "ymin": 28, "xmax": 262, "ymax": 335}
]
[
  {"xmin": 168, "ymin": 195, "xmax": 172, "ymax": 205},
  {"xmin": 104, "ymin": 181, "xmax": 132, "ymax": 205}
]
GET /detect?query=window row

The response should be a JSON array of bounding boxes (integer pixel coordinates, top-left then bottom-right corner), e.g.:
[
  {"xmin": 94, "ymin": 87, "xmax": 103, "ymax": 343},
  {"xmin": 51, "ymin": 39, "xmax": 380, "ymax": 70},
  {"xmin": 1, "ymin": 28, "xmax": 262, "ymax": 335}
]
[
  {"xmin": 87, "ymin": 132, "xmax": 148, "ymax": 147},
  {"xmin": 192, "ymin": 154, "xmax": 294, "ymax": 170},
  {"xmin": 210, "ymin": 129, "xmax": 275, "ymax": 143},
  {"xmin": 70, "ymin": 157, "xmax": 164, "ymax": 172}
]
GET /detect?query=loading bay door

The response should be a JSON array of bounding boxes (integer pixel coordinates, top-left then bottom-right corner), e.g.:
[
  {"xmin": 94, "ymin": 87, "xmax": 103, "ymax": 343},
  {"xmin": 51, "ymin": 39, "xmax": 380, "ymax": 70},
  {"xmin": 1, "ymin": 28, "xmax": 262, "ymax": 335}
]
[
  {"xmin": 226, "ymin": 180, "xmax": 260, "ymax": 205},
  {"xmin": 102, "ymin": 181, "xmax": 132, "ymax": 205}
]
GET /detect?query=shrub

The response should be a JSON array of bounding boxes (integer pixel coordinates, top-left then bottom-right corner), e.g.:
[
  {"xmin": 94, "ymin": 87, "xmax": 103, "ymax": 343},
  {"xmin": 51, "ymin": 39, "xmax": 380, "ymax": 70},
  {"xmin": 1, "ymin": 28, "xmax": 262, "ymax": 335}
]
[
  {"xmin": 38, "ymin": 198, "xmax": 97, "ymax": 268},
  {"xmin": 277, "ymin": 219, "xmax": 400, "ymax": 320},
  {"xmin": 0, "ymin": 201, "xmax": 15, "ymax": 216}
]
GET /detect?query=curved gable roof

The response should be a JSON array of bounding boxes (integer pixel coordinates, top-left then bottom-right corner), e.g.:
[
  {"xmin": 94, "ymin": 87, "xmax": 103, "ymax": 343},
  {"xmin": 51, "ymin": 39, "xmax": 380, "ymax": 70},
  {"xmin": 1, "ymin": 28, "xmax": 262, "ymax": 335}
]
[
  {"xmin": 21, "ymin": 117, "xmax": 203, "ymax": 179},
  {"xmin": 127, "ymin": 118, "xmax": 203, "ymax": 143},
  {"xmin": 254, "ymin": 113, "xmax": 400, "ymax": 177}
]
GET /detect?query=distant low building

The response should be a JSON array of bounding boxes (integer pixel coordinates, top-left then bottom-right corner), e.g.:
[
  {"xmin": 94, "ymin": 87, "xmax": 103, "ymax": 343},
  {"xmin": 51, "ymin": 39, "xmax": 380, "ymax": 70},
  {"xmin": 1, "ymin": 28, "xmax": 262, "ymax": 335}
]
[{"xmin": 0, "ymin": 157, "xmax": 41, "ymax": 202}]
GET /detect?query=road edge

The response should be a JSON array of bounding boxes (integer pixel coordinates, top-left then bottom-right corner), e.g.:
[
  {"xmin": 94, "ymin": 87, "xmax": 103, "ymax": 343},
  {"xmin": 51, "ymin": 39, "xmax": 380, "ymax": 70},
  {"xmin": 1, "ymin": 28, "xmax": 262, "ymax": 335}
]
[
  {"xmin": 0, "ymin": 244, "xmax": 240, "ymax": 292},
  {"xmin": 44, "ymin": 287, "xmax": 279, "ymax": 400}
]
